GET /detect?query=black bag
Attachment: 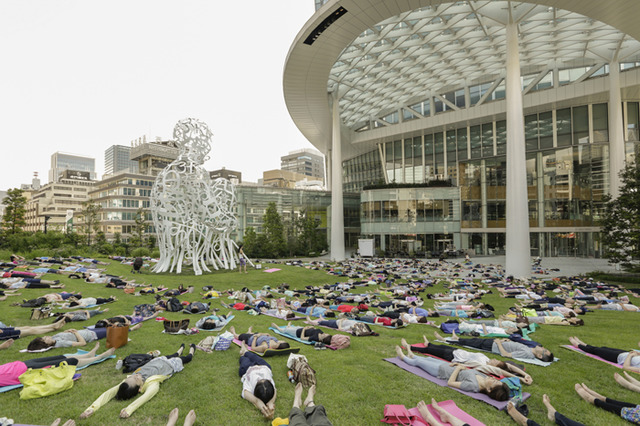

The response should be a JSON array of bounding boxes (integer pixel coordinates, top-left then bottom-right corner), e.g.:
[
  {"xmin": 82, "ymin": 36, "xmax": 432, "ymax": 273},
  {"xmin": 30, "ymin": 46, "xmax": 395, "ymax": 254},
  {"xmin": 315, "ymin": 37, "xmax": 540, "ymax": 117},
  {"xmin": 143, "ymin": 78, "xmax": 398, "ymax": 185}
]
[
  {"xmin": 166, "ymin": 297, "xmax": 182, "ymax": 312},
  {"xmin": 122, "ymin": 353, "xmax": 153, "ymax": 373}
]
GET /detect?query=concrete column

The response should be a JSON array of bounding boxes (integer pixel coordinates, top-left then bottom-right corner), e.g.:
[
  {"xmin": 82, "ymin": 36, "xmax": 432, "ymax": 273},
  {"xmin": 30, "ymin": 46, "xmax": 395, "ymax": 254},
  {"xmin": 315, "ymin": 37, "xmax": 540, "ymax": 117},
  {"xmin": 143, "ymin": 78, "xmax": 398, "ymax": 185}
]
[
  {"xmin": 505, "ymin": 19, "xmax": 531, "ymax": 278},
  {"xmin": 608, "ymin": 61, "xmax": 625, "ymax": 199},
  {"xmin": 330, "ymin": 91, "xmax": 345, "ymax": 261}
]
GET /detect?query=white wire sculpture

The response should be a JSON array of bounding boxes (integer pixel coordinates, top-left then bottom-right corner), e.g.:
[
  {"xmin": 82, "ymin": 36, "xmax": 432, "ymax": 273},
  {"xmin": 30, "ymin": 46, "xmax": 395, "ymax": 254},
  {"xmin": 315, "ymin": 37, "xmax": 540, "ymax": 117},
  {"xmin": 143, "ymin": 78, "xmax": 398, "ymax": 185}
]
[{"xmin": 150, "ymin": 118, "xmax": 239, "ymax": 275}]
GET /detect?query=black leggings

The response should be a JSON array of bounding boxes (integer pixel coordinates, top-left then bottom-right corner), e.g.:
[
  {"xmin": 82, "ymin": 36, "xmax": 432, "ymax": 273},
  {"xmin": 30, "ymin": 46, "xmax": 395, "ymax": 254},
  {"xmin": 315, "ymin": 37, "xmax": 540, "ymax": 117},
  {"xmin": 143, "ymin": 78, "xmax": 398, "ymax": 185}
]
[
  {"xmin": 452, "ymin": 337, "xmax": 494, "ymax": 352},
  {"xmin": 594, "ymin": 397, "xmax": 637, "ymax": 416},
  {"xmin": 526, "ymin": 411, "xmax": 585, "ymax": 426},
  {"xmin": 577, "ymin": 344, "xmax": 625, "ymax": 364},
  {"xmin": 410, "ymin": 343, "xmax": 455, "ymax": 362},
  {"xmin": 165, "ymin": 351, "xmax": 193, "ymax": 365},
  {"xmin": 24, "ymin": 355, "xmax": 79, "ymax": 369}
]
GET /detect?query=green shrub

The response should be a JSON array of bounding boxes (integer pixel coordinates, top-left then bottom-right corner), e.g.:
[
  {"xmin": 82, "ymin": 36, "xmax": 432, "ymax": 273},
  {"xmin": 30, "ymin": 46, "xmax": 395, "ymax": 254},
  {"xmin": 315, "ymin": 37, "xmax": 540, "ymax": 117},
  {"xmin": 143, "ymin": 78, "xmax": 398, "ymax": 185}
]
[
  {"xmin": 131, "ymin": 247, "xmax": 150, "ymax": 257},
  {"xmin": 151, "ymin": 249, "xmax": 160, "ymax": 258}
]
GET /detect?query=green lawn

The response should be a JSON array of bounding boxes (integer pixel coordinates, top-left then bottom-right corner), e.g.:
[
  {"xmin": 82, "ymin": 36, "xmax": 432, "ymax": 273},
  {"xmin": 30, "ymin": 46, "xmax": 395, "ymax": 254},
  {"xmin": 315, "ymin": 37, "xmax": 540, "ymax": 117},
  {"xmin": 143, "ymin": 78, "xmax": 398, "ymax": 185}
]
[{"xmin": 1, "ymin": 259, "xmax": 639, "ymax": 426}]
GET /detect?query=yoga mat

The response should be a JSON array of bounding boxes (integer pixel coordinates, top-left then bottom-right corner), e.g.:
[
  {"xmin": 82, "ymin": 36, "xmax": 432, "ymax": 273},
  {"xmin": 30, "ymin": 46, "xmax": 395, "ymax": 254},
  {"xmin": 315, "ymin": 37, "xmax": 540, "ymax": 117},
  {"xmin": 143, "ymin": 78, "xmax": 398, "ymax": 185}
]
[
  {"xmin": 405, "ymin": 400, "xmax": 486, "ymax": 426},
  {"xmin": 260, "ymin": 312, "xmax": 305, "ymax": 321},
  {"xmin": 560, "ymin": 345, "xmax": 623, "ymax": 369},
  {"xmin": 383, "ymin": 357, "xmax": 530, "ymax": 410},
  {"xmin": 269, "ymin": 327, "xmax": 313, "ymax": 345},
  {"xmin": 264, "ymin": 268, "xmax": 281, "ymax": 273}
]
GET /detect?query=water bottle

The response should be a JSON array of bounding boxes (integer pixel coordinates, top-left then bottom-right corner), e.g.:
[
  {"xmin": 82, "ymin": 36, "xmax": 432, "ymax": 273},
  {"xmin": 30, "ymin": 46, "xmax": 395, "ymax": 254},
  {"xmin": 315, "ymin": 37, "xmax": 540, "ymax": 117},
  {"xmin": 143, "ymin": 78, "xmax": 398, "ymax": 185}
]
[{"xmin": 287, "ymin": 370, "xmax": 295, "ymax": 384}]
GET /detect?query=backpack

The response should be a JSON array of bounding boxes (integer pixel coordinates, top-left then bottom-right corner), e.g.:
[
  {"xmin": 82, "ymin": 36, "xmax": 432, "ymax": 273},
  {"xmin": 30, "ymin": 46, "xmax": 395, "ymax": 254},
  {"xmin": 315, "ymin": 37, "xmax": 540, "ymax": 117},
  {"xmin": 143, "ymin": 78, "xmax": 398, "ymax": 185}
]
[
  {"xmin": 122, "ymin": 353, "xmax": 154, "ymax": 373},
  {"xmin": 167, "ymin": 297, "xmax": 182, "ymax": 312},
  {"xmin": 290, "ymin": 357, "xmax": 316, "ymax": 388},
  {"xmin": 351, "ymin": 322, "xmax": 373, "ymax": 336}
]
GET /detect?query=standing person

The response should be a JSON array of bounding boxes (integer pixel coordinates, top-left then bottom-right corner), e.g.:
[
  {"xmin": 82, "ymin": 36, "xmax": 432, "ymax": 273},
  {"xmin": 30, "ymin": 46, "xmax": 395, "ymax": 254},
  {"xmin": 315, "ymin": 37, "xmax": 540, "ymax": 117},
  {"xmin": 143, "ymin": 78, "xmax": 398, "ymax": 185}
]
[{"xmin": 238, "ymin": 245, "xmax": 247, "ymax": 274}]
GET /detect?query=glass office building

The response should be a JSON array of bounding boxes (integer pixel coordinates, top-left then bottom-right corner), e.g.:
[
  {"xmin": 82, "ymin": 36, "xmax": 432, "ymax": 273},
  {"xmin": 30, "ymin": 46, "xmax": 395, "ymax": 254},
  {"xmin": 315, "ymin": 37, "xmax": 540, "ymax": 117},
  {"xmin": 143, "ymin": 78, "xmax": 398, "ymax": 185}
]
[{"xmin": 285, "ymin": 1, "xmax": 640, "ymax": 259}]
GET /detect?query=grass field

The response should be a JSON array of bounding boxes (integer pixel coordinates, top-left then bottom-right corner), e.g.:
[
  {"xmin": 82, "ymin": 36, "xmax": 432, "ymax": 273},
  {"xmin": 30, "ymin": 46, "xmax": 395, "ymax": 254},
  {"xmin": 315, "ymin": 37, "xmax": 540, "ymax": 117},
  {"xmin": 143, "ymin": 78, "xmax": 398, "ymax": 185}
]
[{"xmin": 1, "ymin": 259, "xmax": 639, "ymax": 426}]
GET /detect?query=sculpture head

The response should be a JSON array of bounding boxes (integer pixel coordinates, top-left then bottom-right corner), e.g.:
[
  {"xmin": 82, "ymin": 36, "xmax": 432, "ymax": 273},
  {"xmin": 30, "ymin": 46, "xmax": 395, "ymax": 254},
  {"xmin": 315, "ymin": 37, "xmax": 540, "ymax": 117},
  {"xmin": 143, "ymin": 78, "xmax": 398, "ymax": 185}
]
[{"xmin": 173, "ymin": 118, "xmax": 212, "ymax": 164}]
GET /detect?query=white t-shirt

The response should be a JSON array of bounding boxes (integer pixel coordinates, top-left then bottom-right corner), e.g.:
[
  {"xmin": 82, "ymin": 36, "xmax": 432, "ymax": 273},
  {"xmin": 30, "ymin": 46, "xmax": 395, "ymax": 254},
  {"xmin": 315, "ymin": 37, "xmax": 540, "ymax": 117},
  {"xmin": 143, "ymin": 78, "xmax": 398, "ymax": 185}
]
[
  {"xmin": 618, "ymin": 352, "xmax": 640, "ymax": 367},
  {"xmin": 241, "ymin": 365, "xmax": 275, "ymax": 398},
  {"xmin": 452, "ymin": 349, "xmax": 490, "ymax": 366}
]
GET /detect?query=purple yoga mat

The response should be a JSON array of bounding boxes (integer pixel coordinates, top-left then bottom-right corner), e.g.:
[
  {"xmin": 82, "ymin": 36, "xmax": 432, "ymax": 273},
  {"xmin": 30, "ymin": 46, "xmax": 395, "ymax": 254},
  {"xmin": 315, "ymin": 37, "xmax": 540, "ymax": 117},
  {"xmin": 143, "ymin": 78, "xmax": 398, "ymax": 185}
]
[
  {"xmin": 383, "ymin": 357, "xmax": 530, "ymax": 410},
  {"xmin": 560, "ymin": 345, "xmax": 623, "ymax": 368}
]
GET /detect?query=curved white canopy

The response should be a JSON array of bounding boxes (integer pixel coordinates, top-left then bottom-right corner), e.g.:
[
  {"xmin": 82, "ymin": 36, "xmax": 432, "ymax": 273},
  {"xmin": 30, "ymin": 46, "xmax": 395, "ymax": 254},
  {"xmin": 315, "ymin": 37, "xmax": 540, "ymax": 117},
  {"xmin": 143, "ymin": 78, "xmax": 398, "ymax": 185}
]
[{"xmin": 283, "ymin": 0, "xmax": 640, "ymax": 153}]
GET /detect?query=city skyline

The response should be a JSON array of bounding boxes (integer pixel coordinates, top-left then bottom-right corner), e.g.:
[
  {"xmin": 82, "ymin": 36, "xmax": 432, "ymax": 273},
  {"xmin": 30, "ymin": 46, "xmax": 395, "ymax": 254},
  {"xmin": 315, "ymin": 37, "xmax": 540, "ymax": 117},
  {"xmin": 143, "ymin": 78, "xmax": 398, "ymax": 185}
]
[{"xmin": 0, "ymin": 1, "xmax": 316, "ymax": 190}]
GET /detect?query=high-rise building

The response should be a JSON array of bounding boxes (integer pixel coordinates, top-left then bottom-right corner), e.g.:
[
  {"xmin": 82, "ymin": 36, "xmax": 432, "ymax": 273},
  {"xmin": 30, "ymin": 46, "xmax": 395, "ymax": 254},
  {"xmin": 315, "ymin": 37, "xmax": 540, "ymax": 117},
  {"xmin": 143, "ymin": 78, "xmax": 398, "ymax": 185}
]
[
  {"xmin": 280, "ymin": 148, "xmax": 325, "ymax": 183},
  {"xmin": 210, "ymin": 167, "xmax": 242, "ymax": 185},
  {"xmin": 105, "ymin": 145, "xmax": 139, "ymax": 175},
  {"xmin": 314, "ymin": 0, "xmax": 328, "ymax": 11},
  {"xmin": 49, "ymin": 152, "xmax": 95, "ymax": 183},
  {"xmin": 130, "ymin": 137, "xmax": 179, "ymax": 177}
]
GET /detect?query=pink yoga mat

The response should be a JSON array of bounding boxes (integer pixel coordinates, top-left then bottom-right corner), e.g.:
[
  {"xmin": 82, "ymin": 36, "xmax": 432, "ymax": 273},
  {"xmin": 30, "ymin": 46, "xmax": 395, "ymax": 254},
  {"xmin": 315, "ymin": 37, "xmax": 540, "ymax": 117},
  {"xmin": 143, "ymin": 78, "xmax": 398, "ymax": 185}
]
[
  {"xmin": 264, "ymin": 268, "xmax": 281, "ymax": 273},
  {"xmin": 406, "ymin": 400, "xmax": 486, "ymax": 426},
  {"xmin": 560, "ymin": 345, "xmax": 623, "ymax": 368}
]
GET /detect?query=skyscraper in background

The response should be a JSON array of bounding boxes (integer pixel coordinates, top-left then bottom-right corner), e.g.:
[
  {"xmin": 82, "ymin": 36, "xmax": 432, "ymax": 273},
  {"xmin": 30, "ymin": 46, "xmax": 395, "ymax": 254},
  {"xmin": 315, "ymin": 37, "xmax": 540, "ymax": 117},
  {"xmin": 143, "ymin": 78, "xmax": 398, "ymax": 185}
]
[
  {"xmin": 49, "ymin": 152, "xmax": 95, "ymax": 183},
  {"xmin": 105, "ymin": 145, "xmax": 139, "ymax": 175},
  {"xmin": 280, "ymin": 148, "xmax": 325, "ymax": 183}
]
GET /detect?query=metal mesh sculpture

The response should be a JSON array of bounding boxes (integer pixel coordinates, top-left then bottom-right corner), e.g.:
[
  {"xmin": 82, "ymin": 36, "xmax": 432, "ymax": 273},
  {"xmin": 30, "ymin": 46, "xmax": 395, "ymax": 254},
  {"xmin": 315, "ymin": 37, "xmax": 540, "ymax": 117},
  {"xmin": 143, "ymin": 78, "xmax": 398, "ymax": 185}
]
[{"xmin": 150, "ymin": 118, "xmax": 239, "ymax": 275}]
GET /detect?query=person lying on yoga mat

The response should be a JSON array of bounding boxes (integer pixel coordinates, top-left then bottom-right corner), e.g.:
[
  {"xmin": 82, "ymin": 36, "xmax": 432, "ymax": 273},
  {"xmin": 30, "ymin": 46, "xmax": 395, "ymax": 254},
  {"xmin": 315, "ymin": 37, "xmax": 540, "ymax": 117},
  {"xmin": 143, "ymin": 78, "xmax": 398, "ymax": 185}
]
[
  {"xmin": 289, "ymin": 382, "xmax": 333, "ymax": 426},
  {"xmin": 394, "ymin": 345, "xmax": 511, "ymax": 401},
  {"xmin": 80, "ymin": 343, "xmax": 196, "ymax": 419},
  {"xmin": 507, "ymin": 394, "xmax": 584, "ymax": 426},
  {"xmin": 568, "ymin": 336, "xmax": 640, "ymax": 373},
  {"xmin": 270, "ymin": 322, "xmax": 351, "ymax": 349},
  {"xmin": 238, "ymin": 341, "xmax": 277, "ymax": 419},
  {"xmin": 401, "ymin": 337, "xmax": 532, "ymax": 384},
  {"xmin": 196, "ymin": 312, "xmax": 233, "ymax": 330},
  {"xmin": 0, "ymin": 320, "xmax": 66, "ymax": 345},
  {"xmin": 229, "ymin": 326, "xmax": 290, "ymax": 353},
  {"xmin": 0, "ymin": 342, "xmax": 115, "ymax": 386},
  {"xmin": 259, "ymin": 306, "xmax": 296, "ymax": 319},
  {"xmin": 19, "ymin": 292, "xmax": 82, "ymax": 307},
  {"xmin": 575, "ymin": 382, "xmax": 640, "ymax": 423},
  {"xmin": 436, "ymin": 331, "xmax": 554, "ymax": 362}
]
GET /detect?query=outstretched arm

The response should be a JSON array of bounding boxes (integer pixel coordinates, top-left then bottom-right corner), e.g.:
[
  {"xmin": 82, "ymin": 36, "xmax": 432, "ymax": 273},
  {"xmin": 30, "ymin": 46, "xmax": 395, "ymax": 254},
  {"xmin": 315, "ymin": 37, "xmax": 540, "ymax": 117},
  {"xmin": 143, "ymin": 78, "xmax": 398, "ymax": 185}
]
[
  {"xmin": 120, "ymin": 381, "xmax": 161, "ymax": 418},
  {"xmin": 80, "ymin": 383, "xmax": 121, "ymax": 418},
  {"xmin": 243, "ymin": 390, "xmax": 273, "ymax": 419}
]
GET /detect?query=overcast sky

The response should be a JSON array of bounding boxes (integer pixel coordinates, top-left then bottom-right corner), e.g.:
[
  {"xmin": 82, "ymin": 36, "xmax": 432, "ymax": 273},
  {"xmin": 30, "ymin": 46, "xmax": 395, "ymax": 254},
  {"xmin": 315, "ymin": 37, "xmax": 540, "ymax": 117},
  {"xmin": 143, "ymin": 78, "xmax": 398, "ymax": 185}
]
[{"xmin": 0, "ymin": 0, "xmax": 318, "ymax": 190}]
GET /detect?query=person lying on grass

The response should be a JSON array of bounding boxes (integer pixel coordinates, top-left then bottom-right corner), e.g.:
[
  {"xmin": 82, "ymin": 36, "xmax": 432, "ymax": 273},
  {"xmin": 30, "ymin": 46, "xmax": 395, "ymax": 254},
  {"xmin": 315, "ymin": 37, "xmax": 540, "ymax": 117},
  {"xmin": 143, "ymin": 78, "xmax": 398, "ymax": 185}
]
[
  {"xmin": 569, "ymin": 336, "xmax": 640, "ymax": 373},
  {"xmin": 229, "ymin": 326, "xmax": 290, "ymax": 353},
  {"xmin": 27, "ymin": 321, "xmax": 142, "ymax": 351},
  {"xmin": 52, "ymin": 309, "xmax": 109, "ymax": 324},
  {"xmin": 289, "ymin": 382, "xmax": 333, "ymax": 426},
  {"xmin": 0, "ymin": 277, "xmax": 64, "ymax": 289},
  {"xmin": 80, "ymin": 343, "xmax": 195, "ymax": 419},
  {"xmin": 0, "ymin": 320, "xmax": 66, "ymax": 347},
  {"xmin": 416, "ymin": 398, "xmax": 474, "ymax": 426},
  {"xmin": 436, "ymin": 331, "xmax": 554, "ymax": 362},
  {"xmin": 195, "ymin": 312, "xmax": 232, "ymax": 330},
  {"xmin": 238, "ymin": 341, "xmax": 276, "ymax": 419},
  {"xmin": 401, "ymin": 337, "xmax": 532, "ymax": 384},
  {"xmin": 59, "ymin": 295, "xmax": 117, "ymax": 309},
  {"xmin": 507, "ymin": 394, "xmax": 584, "ymax": 426},
  {"xmin": 18, "ymin": 292, "xmax": 82, "ymax": 307},
  {"xmin": 394, "ymin": 345, "xmax": 511, "ymax": 401},
  {"xmin": 270, "ymin": 322, "xmax": 351, "ymax": 349},
  {"xmin": 575, "ymin": 382, "xmax": 640, "ymax": 424},
  {"xmin": 0, "ymin": 342, "xmax": 115, "ymax": 386}
]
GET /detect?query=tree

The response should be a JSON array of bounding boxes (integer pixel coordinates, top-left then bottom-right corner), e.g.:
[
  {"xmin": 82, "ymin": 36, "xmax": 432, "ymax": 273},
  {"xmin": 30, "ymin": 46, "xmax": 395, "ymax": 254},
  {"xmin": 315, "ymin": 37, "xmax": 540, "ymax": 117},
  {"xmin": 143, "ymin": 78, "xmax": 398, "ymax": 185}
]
[
  {"xmin": 2, "ymin": 188, "xmax": 27, "ymax": 234},
  {"xmin": 132, "ymin": 207, "xmax": 148, "ymax": 247},
  {"xmin": 297, "ymin": 210, "xmax": 327, "ymax": 256},
  {"xmin": 243, "ymin": 227, "xmax": 258, "ymax": 257},
  {"xmin": 601, "ymin": 164, "xmax": 640, "ymax": 271},
  {"xmin": 262, "ymin": 202, "xmax": 286, "ymax": 258},
  {"xmin": 79, "ymin": 201, "xmax": 102, "ymax": 246}
]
